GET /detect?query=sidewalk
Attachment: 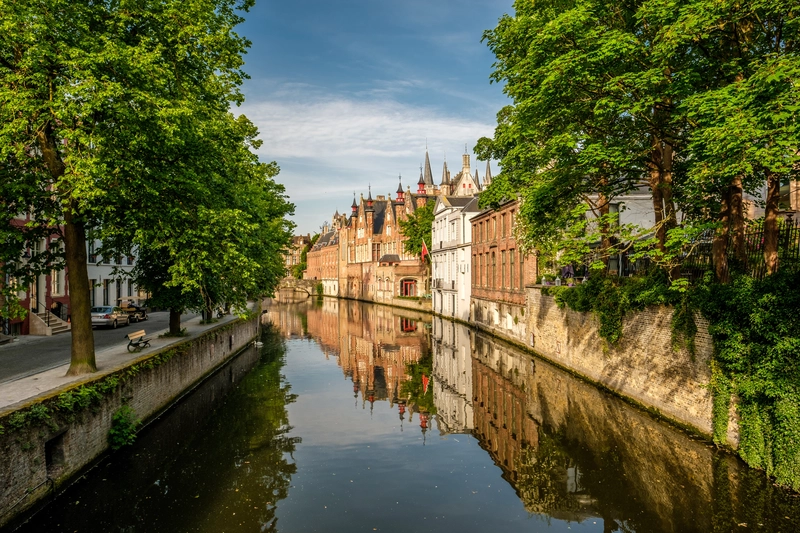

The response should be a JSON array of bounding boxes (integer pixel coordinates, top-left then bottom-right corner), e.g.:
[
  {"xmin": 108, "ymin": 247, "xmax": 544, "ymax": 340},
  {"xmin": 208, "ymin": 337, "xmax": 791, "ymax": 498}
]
[{"xmin": 0, "ymin": 313, "xmax": 241, "ymax": 412}]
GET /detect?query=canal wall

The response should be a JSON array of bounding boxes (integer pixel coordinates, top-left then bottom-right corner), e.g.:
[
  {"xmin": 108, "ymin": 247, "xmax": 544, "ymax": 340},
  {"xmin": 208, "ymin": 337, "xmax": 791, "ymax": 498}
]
[
  {"xmin": 0, "ymin": 315, "xmax": 260, "ymax": 528},
  {"xmin": 525, "ymin": 287, "xmax": 737, "ymax": 444},
  {"xmin": 471, "ymin": 331, "xmax": 748, "ymax": 532}
]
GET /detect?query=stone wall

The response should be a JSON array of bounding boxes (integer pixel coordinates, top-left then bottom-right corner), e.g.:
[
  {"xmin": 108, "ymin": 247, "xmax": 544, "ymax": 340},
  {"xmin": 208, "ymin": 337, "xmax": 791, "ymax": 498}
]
[
  {"xmin": 0, "ymin": 316, "xmax": 259, "ymax": 528},
  {"xmin": 525, "ymin": 287, "xmax": 732, "ymax": 443},
  {"xmin": 470, "ymin": 296, "xmax": 528, "ymax": 344}
]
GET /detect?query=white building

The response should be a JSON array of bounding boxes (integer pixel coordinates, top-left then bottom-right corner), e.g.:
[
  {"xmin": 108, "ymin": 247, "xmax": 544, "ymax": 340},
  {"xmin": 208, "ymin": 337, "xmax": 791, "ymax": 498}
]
[
  {"xmin": 431, "ymin": 193, "xmax": 480, "ymax": 322},
  {"xmin": 431, "ymin": 315, "xmax": 473, "ymax": 434},
  {"xmin": 85, "ymin": 239, "xmax": 142, "ymax": 308}
]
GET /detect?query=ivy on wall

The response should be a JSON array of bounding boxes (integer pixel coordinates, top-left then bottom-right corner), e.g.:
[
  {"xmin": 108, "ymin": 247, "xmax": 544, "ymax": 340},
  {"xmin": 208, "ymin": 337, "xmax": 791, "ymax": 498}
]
[
  {"xmin": 694, "ymin": 271, "xmax": 800, "ymax": 491},
  {"xmin": 541, "ymin": 269, "xmax": 800, "ymax": 491}
]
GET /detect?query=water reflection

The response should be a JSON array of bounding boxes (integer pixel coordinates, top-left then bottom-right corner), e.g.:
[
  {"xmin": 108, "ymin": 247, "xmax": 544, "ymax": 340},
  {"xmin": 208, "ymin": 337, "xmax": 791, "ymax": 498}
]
[
  {"xmin": 270, "ymin": 300, "xmax": 800, "ymax": 533},
  {"xmin": 11, "ymin": 301, "xmax": 800, "ymax": 533},
  {"xmin": 11, "ymin": 327, "xmax": 297, "ymax": 533}
]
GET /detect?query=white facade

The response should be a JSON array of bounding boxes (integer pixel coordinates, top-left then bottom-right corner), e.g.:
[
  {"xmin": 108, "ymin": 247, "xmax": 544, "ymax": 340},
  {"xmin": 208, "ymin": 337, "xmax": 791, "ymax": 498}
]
[
  {"xmin": 431, "ymin": 196, "xmax": 479, "ymax": 322},
  {"xmin": 431, "ymin": 315, "xmax": 473, "ymax": 434},
  {"xmin": 85, "ymin": 239, "xmax": 142, "ymax": 308}
]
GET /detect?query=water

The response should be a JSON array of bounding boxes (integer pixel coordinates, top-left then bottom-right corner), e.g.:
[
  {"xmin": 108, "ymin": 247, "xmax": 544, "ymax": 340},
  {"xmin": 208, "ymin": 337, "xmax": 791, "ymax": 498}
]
[{"xmin": 9, "ymin": 300, "xmax": 800, "ymax": 532}]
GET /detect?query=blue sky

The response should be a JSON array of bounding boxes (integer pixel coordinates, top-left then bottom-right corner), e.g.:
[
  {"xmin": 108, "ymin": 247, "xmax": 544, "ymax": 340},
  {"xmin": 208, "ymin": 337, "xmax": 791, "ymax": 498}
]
[{"xmin": 235, "ymin": 0, "xmax": 512, "ymax": 234}]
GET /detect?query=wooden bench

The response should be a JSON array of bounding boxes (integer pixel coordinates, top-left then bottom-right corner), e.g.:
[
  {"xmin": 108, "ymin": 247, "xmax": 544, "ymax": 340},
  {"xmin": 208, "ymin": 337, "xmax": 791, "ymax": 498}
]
[{"xmin": 126, "ymin": 330, "xmax": 151, "ymax": 352}]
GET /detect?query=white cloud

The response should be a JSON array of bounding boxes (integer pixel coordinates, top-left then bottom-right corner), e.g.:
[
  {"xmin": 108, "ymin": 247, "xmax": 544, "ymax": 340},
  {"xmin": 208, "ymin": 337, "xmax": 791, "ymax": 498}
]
[{"xmin": 237, "ymin": 94, "xmax": 499, "ymax": 233}]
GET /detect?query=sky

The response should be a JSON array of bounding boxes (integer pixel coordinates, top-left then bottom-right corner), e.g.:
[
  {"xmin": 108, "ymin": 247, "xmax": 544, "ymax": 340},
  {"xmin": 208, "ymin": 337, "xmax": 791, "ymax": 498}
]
[{"xmin": 234, "ymin": 0, "xmax": 513, "ymax": 234}]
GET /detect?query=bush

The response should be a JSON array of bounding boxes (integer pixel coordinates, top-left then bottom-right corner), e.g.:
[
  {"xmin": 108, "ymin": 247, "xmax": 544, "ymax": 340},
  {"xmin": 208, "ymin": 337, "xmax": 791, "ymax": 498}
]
[{"xmin": 108, "ymin": 405, "xmax": 140, "ymax": 450}]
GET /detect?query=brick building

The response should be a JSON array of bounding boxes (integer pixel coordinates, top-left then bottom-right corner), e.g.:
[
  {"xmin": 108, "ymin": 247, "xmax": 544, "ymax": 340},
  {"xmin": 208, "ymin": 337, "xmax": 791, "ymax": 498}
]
[
  {"xmin": 470, "ymin": 199, "xmax": 537, "ymax": 342},
  {"xmin": 284, "ymin": 234, "xmax": 311, "ymax": 274},
  {"xmin": 304, "ymin": 219, "xmax": 341, "ymax": 296},
  {"xmin": 2, "ymin": 214, "xmax": 70, "ymax": 337}
]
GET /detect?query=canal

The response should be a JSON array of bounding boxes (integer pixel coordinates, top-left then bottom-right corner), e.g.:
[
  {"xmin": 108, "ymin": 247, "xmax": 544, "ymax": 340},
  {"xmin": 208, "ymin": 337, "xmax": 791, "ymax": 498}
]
[{"xmin": 8, "ymin": 300, "xmax": 800, "ymax": 532}]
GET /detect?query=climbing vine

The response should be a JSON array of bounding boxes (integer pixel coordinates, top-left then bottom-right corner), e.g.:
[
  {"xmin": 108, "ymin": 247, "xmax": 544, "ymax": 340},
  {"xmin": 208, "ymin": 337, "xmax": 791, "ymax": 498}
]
[
  {"xmin": 542, "ymin": 269, "xmax": 685, "ymax": 345},
  {"xmin": 694, "ymin": 270, "xmax": 800, "ymax": 490},
  {"xmin": 543, "ymin": 269, "xmax": 800, "ymax": 490}
]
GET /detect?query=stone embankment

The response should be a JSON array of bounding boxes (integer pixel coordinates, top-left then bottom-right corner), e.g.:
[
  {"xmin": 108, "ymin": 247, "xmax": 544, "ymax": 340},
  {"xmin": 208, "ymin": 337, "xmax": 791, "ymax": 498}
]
[{"xmin": 0, "ymin": 314, "xmax": 259, "ymax": 528}]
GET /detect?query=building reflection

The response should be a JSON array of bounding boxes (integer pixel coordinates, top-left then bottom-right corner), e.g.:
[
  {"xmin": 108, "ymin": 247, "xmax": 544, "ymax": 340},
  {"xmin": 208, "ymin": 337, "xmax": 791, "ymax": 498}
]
[
  {"xmin": 265, "ymin": 299, "xmax": 432, "ymax": 431},
  {"xmin": 265, "ymin": 300, "xmax": 800, "ymax": 532}
]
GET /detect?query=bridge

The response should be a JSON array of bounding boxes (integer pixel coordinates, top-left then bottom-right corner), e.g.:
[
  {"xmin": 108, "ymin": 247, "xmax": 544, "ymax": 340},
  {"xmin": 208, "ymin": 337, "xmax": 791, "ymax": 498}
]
[{"xmin": 273, "ymin": 277, "xmax": 319, "ymax": 302}]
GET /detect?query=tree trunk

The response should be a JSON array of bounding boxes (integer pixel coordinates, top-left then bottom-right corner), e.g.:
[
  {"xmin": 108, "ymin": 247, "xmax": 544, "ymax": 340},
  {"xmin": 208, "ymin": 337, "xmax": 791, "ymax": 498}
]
[
  {"xmin": 169, "ymin": 308, "xmax": 182, "ymax": 335},
  {"xmin": 649, "ymin": 164, "xmax": 666, "ymax": 254},
  {"xmin": 764, "ymin": 171, "xmax": 781, "ymax": 275},
  {"xmin": 37, "ymin": 126, "xmax": 96, "ymax": 375},
  {"xmin": 64, "ymin": 208, "xmax": 97, "ymax": 375},
  {"xmin": 729, "ymin": 175, "xmax": 746, "ymax": 267},
  {"xmin": 712, "ymin": 187, "xmax": 731, "ymax": 283},
  {"xmin": 597, "ymin": 191, "xmax": 612, "ymax": 265}
]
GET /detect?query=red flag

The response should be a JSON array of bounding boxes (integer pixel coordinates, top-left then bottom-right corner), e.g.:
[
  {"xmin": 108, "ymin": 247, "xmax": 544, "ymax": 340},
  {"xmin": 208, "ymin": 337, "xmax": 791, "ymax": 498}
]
[{"xmin": 421, "ymin": 239, "xmax": 429, "ymax": 262}]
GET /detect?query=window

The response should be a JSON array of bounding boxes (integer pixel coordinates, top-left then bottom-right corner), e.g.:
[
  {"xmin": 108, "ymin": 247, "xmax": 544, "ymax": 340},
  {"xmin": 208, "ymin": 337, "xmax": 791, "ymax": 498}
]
[
  {"xmin": 127, "ymin": 281, "xmax": 133, "ymax": 297},
  {"xmin": 510, "ymin": 250, "xmax": 515, "ymax": 290},
  {"xmin": 520, "ymin": 253, "xmax": 525, "ymax": 288},
  {"xmin": 491, "ymin": 252, "xmax": 496, "ymax": 288},
  {"xmin": 88, "ymin": 241, "xmax": 97, "ymax": 263},
  {"xmin": 116, "ymin": 279, "xmax": 122, "ymax": 302},
  {"xmin": 501, "ymin": 215, "xmax": 505, "ymax": 237},
  {"xmin": 492, "ymin": 218, "xmax": 497, "ymax": 239},
  {"xmin": 103, "ymin": 280, "xmax": 109, "ymax": 305},
  {"xmin": 501, "ymin": 251, "xmax": 506, "ymax": 288},
  {"xmin": 89, "ymin": 280, "xmax": 96, "ymax": 306},
  {"xmin": 51, "ymin": 270, "xmax": 61, "ymax": 295}
]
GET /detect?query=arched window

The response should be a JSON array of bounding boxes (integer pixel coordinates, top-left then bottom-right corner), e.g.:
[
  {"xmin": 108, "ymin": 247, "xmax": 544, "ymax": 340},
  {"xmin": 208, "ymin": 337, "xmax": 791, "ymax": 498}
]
[{"xmin": 400, "ymin": 278, "xmax": 417, "ymax": 297}]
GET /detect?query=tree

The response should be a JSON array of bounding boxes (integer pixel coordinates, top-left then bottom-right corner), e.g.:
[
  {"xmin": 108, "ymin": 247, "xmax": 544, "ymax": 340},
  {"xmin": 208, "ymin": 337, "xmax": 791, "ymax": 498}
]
[
  {"xmin": 127, "ymin": 113, "xmax": 295, "ymax": 333},
  {"xmin": 1, "ymin": 0, "xmax": 255, "ymax": 373},
  {"xmin": 479, "ymin": 0, "xmax": 682, "ymax": 273},
  {"xmin": 481, "ymin": 0, "xmax": 800, "ymax": 282},
  {"xmin": 399, "ymin": 203, "xmax": 435, "ymax": 258}
]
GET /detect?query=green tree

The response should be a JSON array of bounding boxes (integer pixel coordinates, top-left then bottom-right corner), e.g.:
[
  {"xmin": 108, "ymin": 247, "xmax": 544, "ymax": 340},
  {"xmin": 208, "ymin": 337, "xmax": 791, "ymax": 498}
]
[
  {"xmin": 1, "ymin": 0, "xmax": 257, "ymax": 373},
  {"xmin": 479, "ymin": 0, "xmax": 683, "ymax": 273},
  {"xmin": 128, "ymin": 113, "xmax": 295, "ymax": 332},
  {"xmin": 398, "ymin": 202, "xmax": 434, "ymax": 257}
]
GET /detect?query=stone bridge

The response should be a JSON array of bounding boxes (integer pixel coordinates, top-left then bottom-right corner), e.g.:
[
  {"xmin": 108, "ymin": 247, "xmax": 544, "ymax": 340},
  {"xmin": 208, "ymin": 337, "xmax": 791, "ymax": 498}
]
[{"xmin": 273, "ymin": 277, "xmax": 319, "ymax": 302}]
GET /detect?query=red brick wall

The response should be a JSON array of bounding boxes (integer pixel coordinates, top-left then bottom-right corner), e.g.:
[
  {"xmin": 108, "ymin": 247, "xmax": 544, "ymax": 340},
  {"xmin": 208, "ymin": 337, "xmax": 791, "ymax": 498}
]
[{"xmin": 470, "ymin": 200, "xmax": 537, "ymax": 306}]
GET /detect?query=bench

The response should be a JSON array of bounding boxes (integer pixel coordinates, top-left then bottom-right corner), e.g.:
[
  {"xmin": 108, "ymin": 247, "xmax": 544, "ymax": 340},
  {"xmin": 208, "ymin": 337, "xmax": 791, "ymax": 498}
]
[{"xmin": 126, "ymin": 330, "xmax": 151, "ymax": 352}]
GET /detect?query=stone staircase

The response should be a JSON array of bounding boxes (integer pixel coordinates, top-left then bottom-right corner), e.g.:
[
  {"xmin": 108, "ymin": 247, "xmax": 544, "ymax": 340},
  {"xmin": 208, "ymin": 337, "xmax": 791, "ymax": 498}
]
[{"xmin": 30, "ymin": 311, "xmax": 71, "ymax": 336}]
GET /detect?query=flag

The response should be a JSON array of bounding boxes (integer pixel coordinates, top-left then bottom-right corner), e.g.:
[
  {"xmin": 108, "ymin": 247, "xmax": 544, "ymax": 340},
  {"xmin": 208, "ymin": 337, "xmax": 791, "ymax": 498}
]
[{"xmin": 421, "ymin": 238, "xmax": 429, "ymax": 262}]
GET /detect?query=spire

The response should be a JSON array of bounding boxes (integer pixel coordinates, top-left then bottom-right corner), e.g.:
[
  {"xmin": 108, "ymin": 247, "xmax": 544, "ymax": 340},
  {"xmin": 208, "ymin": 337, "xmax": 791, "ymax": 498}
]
[
  {"xmin": 396, "ymin": 175, "xmax": 404, "ymax": 194},
  {"xmin": 423, "ymin": 150, "xmax": 434, "ymax": 186},
  {"xmin": 484, "ymin": 160, "xmax": 492, "ymax": 187},
  {"xmin": 351, "ymin": 193, "xmax": 358, "ymax": 217},
  {"xmin": 366, "ymin": 185, "xmax": 374, "ymax": 211},
  {"xmin": 440, "ymin": 160, "xmax": 449, "ymax": 185},
  {"xmin": 474, "ymin": 168, "xmax": 481, "ymax": 190},
  {"xmin": 396, "ymin": 175, "xmax": 405, "ymax": 204}
]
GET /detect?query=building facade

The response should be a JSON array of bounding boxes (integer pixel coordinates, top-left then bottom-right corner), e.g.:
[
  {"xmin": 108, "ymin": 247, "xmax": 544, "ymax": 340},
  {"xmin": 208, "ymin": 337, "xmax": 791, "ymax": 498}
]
[
  {"xmin": 470, "ymin": 199, "xmax": 538, "ymax": 343},
  {"xmin": 430, "ymin": 192, "xmax": 479, "ymax": 322}
]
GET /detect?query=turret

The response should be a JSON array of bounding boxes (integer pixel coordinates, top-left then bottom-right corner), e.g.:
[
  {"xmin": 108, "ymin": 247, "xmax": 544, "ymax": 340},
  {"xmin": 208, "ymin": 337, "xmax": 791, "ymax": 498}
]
[{"xmin": 396, "ymin": 176, "xmax": 405, "ymax": 204}]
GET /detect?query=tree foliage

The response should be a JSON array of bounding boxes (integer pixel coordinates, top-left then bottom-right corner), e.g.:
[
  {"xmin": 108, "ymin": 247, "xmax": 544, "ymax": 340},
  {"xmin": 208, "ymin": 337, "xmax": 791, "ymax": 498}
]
[
  {"xmin": 479, "ymin": 0, "xmax": 800, "ymax": 281},
  {"xmin": 398, "ymin": 202, "xmax": 434, "ymax": 257},
  {"xmin": 1, "ymin": 0, "xmax": 293, "ymax": 372}
]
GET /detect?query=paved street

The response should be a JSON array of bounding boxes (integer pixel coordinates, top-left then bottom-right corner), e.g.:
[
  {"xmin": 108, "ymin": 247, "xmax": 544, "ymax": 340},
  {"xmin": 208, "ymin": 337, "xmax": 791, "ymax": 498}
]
[{"xmin": 0, "ymin": 311, "xmax": 198, "ymax": 384}]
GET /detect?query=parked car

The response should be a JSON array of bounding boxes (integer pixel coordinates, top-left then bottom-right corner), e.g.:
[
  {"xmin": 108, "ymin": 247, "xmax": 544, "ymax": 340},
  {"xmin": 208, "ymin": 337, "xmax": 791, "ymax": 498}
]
[
  {"xmin": 90, "ymin": 306, "xmax": 130, "ymax": 328},
  {"xmin": 117, "ymin": 299, "xmax": 148, "ymax": 323}
]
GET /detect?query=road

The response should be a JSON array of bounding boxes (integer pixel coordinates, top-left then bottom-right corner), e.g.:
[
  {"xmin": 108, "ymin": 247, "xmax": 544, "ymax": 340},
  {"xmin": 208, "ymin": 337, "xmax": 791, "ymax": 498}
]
[{"xmin": 0, "ymin": 311, "xmax": 198, "ymax": 384}]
